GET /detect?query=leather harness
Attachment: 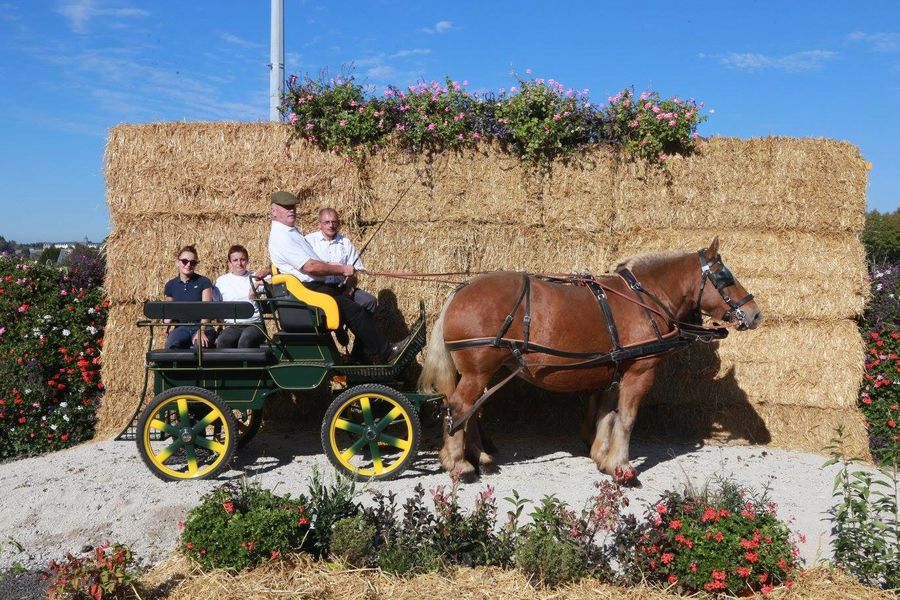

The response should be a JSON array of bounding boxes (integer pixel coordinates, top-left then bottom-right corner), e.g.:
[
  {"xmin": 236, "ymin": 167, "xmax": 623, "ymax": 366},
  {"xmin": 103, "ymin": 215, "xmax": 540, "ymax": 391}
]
[{"xmin": 444, "ymin": 257, "xmax": 737, "ymax": 434}]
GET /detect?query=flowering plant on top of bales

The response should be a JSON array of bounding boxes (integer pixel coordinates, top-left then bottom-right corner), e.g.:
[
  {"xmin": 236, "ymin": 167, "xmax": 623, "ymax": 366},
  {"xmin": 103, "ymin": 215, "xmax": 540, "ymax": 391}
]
[
  {"xmin": 620, "ymin": 479, "xmax": 800, "ymax": 596},
  {"xmin": 859, "ymin": 264, "xmax": 899, "ymax": 464},
  {"xmin": 606, "ymin": 88, "xmax": 706, "ymax": 164},
  {"xmin": 280, "ymin": 71, "xmax": 706, "ymax": 166},
  {"xmin": 0, "ymin": 250, "xmax": 107, "ymax": 460}
]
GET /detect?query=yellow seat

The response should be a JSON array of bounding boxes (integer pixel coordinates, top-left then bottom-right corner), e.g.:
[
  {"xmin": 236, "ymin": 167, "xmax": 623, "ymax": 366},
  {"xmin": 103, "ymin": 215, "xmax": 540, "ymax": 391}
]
[{"xmin": 270, "ymin": 264, "xmax": 340, "ymax": 330}]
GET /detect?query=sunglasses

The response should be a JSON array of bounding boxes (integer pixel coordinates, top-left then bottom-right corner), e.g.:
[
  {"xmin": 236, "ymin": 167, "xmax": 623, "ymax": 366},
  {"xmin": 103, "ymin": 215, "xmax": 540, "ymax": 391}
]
[{"xmin": 178, "ymin": 258, "xmax": 199, "ymax": 266}]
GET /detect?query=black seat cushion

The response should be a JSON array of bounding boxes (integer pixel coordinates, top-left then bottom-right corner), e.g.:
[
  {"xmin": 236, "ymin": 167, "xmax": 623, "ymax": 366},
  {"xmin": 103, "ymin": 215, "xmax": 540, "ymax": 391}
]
[
  {"xmin": 147, "ymin": 348, "xmax": 273, "ymax": 366},
  {"xmin": 144, "ymin": 301, "xmax": 256, "ymax": 321}
]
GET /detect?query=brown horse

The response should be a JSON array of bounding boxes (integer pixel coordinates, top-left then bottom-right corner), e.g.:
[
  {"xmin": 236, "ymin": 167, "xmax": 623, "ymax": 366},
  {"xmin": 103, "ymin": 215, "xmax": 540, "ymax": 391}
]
[{"xmin": 418, "ymin": 238, "xmax": 761, "ymax": 483}]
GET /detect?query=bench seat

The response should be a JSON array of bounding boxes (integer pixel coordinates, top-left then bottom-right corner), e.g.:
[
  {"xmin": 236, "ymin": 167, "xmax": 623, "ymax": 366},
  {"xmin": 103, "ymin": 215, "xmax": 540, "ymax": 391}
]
[{"xmin": 147, "ymin": 348, "xmax": 274, "ymax": 366}]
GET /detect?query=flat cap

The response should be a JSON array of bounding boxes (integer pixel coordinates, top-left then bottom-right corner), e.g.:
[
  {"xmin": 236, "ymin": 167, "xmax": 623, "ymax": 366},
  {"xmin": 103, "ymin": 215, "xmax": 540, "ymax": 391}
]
[{"xmin": 270, "ymin": 191, "xmax": 300, "ymax": 205}]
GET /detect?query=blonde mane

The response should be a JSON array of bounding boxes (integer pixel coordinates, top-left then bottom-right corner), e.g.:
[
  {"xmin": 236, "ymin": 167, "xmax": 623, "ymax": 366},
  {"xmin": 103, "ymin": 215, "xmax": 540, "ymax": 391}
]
[{"xmin": 609, "ymin": 250, "xmax": 685, "ymax": 274}]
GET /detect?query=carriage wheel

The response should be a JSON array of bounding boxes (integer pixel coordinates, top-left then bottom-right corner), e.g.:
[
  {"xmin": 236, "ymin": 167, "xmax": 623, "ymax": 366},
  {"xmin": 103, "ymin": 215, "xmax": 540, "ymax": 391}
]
[
  {"xmin": 233, "ymin": 408, "xmax": 263, "ymax": 448},
  {"xmin": 137, "ymin": 386, "xmax": 237, "ymax": 481},
  {"xmin": 322, "ymin": 384, "xmax": 421, "ymax": 481}
]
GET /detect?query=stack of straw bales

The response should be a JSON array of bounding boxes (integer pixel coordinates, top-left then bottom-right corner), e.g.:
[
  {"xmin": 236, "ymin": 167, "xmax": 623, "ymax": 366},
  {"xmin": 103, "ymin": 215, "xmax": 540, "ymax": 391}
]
[{"xmin": 101, "ymin": 123, "xmax": 870, "ymax": 457}]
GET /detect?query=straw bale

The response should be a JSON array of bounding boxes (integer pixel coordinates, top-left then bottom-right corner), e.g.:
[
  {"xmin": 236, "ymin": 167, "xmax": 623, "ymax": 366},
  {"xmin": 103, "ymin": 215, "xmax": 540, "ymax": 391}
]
[
  {"xmin": 636, "ymin": 400, "xmax": 870, "ymax": 458},
  {"xmin": 356, "ymin": 145, "xmax": 547, "ymax": 227},
  {"xmin": 105, "ymin": 123, "xmax": 356, "ymax": 222},
  {"xmin": 542, "ymin": 150, "xmax": 618, "ymax": 234},
  {"xmin": 614, "ymin": 137, "xmax": 867, "ymax": 233},
  {"xmin": 105, "ymin": 216, "xmax": 272, "ymax": 303},
  {"xmin": 139, "ymin": 553, "xmax": 891, "ymax": 600}
]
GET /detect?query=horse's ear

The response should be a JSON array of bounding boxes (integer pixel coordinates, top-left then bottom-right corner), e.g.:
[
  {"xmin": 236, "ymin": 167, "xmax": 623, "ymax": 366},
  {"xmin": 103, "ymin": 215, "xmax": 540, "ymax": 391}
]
[{"xmin": 704, "ymin": 236, "xmax": 720, "ymax": 259}]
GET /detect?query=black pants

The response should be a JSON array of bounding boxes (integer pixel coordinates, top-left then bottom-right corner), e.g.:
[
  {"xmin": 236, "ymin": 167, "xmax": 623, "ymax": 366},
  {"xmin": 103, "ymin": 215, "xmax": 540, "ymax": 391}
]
[{"xmin": 303, "ymin": 281, "xmax": 390, "ymax": 359}]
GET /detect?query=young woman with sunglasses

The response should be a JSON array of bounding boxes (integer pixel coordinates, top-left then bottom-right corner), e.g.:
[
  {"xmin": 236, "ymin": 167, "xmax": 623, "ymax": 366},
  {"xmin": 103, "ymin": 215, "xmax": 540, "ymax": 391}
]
[{"xmin": 162, "ymin": 244, "xmax": 217, "ymax": 349}]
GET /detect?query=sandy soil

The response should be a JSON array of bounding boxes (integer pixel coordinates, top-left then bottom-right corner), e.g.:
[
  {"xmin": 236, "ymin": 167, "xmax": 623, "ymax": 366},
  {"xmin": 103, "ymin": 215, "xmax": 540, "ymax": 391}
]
[{"xmin": 0, "ymin": 423, "xmax": 867, "ymax": 573}]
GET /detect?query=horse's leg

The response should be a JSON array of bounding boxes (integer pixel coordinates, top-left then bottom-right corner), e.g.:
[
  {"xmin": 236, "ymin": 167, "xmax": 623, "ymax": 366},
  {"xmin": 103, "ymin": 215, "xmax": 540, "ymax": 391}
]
[
  {"xmin": 588, "ymin": 387, "xmax": 619, "ymax": 470},
  {"xmin": 440, "ymin": 370, "xmax": 492, "ymax": 482},
  {"xmin": 467, "ymin": 412, "xmax": 498, "ymax": 474},
  {"xmin": 605, "ymin": 365, "xmax": 657, "ymax": 485},
  {"xmin": 580, "ymin": 390, "xmax": 601, "ymax": 449}
]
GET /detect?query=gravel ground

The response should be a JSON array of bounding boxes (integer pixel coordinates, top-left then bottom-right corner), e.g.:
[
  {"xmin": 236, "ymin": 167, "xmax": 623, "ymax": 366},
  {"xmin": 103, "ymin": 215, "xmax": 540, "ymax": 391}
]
[{"xmin": 0, "ymin": 419, "xmax": 867, "ymax": 583}]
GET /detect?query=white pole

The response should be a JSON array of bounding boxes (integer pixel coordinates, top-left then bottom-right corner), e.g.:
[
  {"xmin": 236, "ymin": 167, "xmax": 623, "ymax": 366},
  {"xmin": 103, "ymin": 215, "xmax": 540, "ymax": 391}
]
[{"xmin": 269, "ymin": 0, "xmax": 284, "ymax": 122}]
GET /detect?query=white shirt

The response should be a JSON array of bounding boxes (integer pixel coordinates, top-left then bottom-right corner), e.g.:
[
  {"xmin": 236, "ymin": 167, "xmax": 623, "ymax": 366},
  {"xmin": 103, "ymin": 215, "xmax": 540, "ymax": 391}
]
[
  {"xmin": 268, "ymin": 220, "xmax": 324, "ymax": 283},
  {"xmin": 304, "ymin": 231, "xmax": 364, "ymax": 285},
  {"xmin": 214, "ymin": 272, "xmax": 262, "ymax": 324}
]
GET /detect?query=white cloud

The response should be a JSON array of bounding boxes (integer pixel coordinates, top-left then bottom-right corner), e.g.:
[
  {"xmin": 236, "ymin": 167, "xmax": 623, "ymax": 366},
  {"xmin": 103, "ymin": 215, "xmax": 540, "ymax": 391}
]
[
  {"xmin": 391, "ymin": 48, "xmax": 431, "ymax": 59},
  {"xmin": 219, "ymin": 32, "xmax": 262, "ymax": 49},
  {"xmin": 718, "ymin": 50, "xmax": 836, "ymax": 72},
  {"xmin": 56, "ymin": 0, "xmax": 148, "ymax": 34},
  {"xmin": 421, "ymin": 20, "xmax": 454, "ymax": 34},
  {"xmin": 848, "ymin": 31, "xmax": 900, "ymax": 52}
]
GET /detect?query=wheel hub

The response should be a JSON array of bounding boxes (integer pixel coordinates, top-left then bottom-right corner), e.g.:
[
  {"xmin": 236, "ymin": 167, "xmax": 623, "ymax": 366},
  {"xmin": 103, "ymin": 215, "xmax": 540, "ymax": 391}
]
[
  {"xmin": 365, "ymin": 428, "xmax": 377, "ymax": 441},
  {"xmin": 180, "ymin": 429, "xmax": 193, "ymax": 443}
]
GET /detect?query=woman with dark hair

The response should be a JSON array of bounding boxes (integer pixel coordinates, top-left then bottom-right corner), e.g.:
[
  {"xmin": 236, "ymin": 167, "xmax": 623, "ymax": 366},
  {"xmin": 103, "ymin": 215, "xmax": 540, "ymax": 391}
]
[
  {"xmin": 163, "ymin": 245, "xmax": 217, "ymax": 349},
  {"xmin": 214, "ymin": 244, "xmax": 267, "ymax": 348}
]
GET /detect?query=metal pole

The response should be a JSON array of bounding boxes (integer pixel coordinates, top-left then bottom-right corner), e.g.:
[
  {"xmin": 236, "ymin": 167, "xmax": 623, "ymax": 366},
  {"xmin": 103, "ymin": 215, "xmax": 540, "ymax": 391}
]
[{"xmin": 269, "ymin": 0, "xmax": 284, "ymax": 122}]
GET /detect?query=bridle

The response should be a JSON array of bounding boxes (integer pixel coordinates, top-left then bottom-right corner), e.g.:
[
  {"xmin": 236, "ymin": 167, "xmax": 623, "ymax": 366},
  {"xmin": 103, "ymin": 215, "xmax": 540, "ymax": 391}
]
[{"xmin": 696, "ymin": 249, "xmax": 754, "ymax": 330}]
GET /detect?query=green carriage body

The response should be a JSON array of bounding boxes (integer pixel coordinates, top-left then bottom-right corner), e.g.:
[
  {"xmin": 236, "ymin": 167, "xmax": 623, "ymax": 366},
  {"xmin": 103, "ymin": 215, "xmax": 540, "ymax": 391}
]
[{"xmin": 120, "ymin": 281, "xmax": 439, "ymax": 481}]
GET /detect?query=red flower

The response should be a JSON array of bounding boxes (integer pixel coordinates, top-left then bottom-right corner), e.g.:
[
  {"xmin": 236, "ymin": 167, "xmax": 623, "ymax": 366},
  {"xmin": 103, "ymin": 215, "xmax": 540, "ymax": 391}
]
[
  {"xmin": 888, "ymin": 420, "xmax": 896, "ymax": 429},
  {"xmin": 667, "ymin": 574, "xmax": 677, "ymax": 584},
  {"xmin": 745, "ymin": 551, "xmax": 759, "ymax": 563},
  {"xmin": 298, "ymin": 516, "xmax": 310, "ymax": 526},
  {"xmin": 690, "ymin": 562, "xmax": 697, "ymax": 572},
  {"xmin": 271, "ymin": 550, "xmax": 281, "ymax": 560},
  {"xmin": 736, "ymin": 566, "xmax": 751, "ymax": 577},
  {"xmin": 222, "ymin": 501, "xmax": 234, "ymax": 514},
  {"xmin": 715, "ymin": 531, "xmax": 724, "ymax": 542},
  {"xmin": 661, "ymin": 552, "xmax": 674, "ymax": 564},
  {"xmin": 871, "ymin": 332, "xmax": 881, "ymax": 340},
  {"xmin": 668, "ymin": 519, "xmax": 681, "ymax": 530}
]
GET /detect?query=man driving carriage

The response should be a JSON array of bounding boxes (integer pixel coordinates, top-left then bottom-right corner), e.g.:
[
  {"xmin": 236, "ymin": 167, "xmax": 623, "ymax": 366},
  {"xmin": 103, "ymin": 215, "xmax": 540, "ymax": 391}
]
[{"xmin": 267, "ymin": 190, "xmax": 405, "ymax": 364}]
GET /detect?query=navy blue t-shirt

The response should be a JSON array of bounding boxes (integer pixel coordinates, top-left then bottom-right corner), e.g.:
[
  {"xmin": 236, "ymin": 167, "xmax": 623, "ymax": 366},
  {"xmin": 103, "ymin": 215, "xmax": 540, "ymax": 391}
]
[{"xmin": 164, "ymin": 274, "xmax": 213, "ymax": 301}]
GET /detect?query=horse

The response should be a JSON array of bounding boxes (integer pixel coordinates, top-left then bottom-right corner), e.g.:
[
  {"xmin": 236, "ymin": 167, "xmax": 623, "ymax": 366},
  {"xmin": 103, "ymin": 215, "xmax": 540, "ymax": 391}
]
[{"xmin": 417, "ymin": 237, "xmax": 761, "ymax": 483}]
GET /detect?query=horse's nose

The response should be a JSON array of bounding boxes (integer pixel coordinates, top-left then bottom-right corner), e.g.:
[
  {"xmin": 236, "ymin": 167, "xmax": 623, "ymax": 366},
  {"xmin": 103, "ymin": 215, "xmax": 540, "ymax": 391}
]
[{"xmin": 749, "ymin": 310, "xmax": 762, "ymax": 329}]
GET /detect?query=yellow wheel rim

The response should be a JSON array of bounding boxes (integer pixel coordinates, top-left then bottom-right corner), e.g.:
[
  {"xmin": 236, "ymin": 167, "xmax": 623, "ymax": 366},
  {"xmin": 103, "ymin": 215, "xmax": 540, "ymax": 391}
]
[
  {"xmin": 141, "ymin": 394, "xmax": 231, "ymax": 480},
  {"xmin": 328, "ymin": 392, "xmax": 413, "ymax": 478}
]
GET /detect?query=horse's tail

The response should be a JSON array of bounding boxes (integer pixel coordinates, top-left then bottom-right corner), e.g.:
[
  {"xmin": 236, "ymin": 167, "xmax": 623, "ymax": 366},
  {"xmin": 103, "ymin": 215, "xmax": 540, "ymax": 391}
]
[{"xmin": 417, "ymin": 291, "xmax": 458, "ymax": 398}]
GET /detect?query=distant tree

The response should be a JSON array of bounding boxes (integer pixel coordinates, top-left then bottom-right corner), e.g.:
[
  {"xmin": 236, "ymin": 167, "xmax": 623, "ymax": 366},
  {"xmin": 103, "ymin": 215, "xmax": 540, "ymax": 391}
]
[
  {"xmin": 38, "ymin": 247, "xmax": 61, "ymax": 265},
  {"xmin": 862, "ymin": 209, "xmax": 900, "ymax": 264},
  {"xmin": 65, "ymin": 244, "xmax": 106, "ymax": 289},
  {"xmin": 0, "ymin": 235, "xmax": 16, "ymax": 254}
]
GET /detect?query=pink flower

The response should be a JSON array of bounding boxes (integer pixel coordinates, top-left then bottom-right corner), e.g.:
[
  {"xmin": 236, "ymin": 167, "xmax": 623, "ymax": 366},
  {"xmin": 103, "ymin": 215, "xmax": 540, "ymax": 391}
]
[
  {"xmin": 427, "ymin": 123, "xmax": 436, "ymax": 130},
  {"xmin": 305, "ymin": 123, "xmax": 314, "ymax": 130},
  {"xmin": 0, "ymin": 327, "xmax": 5, "ymax": 336},
  {"xmin": 668, "ymin": 119, "xmax": 677, "ymax": 126},
  {"xmin": 339, "ymin": 120, "xmax": 346, "ymax": 126},
  {"xmin": 288, "ymin": 113, "xmax": 299, "ymax": 125},
  {"xmin": 395, "ymin": 124, "xmax": 406, "ymax": 131},
  {"xmin": 655, "ymin": 503, "xmax": 668, "ymax": 515}
]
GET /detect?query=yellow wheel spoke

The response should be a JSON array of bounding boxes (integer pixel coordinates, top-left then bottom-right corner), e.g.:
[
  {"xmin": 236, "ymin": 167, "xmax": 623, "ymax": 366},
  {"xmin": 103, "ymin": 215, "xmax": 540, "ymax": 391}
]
[
  {"xmin": 374, "ymin": 406, "xmax": 405, "ymax": 432},
  {"xmin": 377, "ymin": 434, "xmax": 411, "ymax": 450},
  {"xmin": 340, "ymin": 447, "xmax": 357, "ymax": 461},
  {"xmin": 155, "ymin": 440, "xmax": 182, "ymax": 463},
  {"xmin": 372, "ymin": 456, "xmax": 384, "ymax": 474},
  {"xmin": 334, "ymin": 418, "xmax": 365, "ymax": 434},
  {"xmin": 194, "ymin": 437, "xmax": 226, "ymax": 454},
  {"xmin": 149, "ymin": 418, "xmax": 179, "ymax": 437}
]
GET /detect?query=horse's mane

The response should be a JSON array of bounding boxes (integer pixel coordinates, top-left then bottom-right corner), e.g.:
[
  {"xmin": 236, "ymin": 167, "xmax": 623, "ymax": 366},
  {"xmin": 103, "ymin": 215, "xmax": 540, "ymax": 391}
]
[{"xmin": 609, "ymin": 250, "xmax": 685, "ymax": 274}]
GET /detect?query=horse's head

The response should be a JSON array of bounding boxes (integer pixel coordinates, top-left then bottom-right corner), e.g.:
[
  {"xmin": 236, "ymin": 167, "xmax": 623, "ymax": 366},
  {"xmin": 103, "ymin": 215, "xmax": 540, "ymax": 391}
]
[{"xmin": 696, "ymin": 237, "xmax": 762, "ymax": 330}]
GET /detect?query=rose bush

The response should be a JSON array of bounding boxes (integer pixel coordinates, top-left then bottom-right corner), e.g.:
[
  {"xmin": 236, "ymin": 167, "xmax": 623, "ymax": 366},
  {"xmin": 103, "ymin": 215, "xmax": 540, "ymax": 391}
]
[
  {"xmin": 0, "ymin": 254, "xmax": 106, "ymax": 460},
  {"xmin": 858, "ymin": 264, "xmax": 899, "ymax": 464}
]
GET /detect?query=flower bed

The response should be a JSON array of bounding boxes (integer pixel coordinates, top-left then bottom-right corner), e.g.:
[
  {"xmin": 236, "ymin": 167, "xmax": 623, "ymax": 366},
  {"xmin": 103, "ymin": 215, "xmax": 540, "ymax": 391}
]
[
  {"xmin": 281, "ymin": 72, "xmax": 705, "ymax": 165},
  {"xmin": 0, "ymin": 251, "xmax": 106, "ymax": 459}
]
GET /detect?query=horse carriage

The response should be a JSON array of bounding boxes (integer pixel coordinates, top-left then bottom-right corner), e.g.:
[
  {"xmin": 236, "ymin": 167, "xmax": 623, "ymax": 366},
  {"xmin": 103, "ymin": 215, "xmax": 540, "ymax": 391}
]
[
  {"xmin": 118, "ymin": 271, "xmax": 441, "ymax": 481},
  {"xmin": 120, "ymin": 238, "xmax": 761, "ymax": 484}
]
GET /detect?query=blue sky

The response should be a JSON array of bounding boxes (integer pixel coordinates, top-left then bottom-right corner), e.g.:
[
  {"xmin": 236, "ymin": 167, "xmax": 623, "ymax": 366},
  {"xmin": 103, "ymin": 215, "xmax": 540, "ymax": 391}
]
[{"xmin": 1, "ymin": 1, "xmax": 898, "ymax": 243}]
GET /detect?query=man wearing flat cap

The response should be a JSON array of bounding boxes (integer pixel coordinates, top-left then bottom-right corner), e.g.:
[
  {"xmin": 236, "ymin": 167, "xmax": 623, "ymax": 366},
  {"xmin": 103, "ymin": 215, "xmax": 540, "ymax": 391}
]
[{"xmin": 268, "ymin": 190, "xmax": 403, "ymax": 363}]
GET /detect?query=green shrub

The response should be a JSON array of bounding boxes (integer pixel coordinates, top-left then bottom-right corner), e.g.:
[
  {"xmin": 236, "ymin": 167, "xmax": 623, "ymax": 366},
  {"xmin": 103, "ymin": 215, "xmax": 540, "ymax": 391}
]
[
  {"xmin": 330, "ymin": 515, "xmax": 376, "ymax": 567},
  {"xmin": 365, "ymin": 486, "xmax": 442, "ymax": 576},
  {"xmin": 863, "ymin": 210, "xmax": 900, "ymax": 264},
  {"xmin": 620, "ymin": 479, "xmax": 798, "ymax": 595},
  {"xmin": 515, "ymin": 528, "xmax": 587, "ymax": 587},
  {"xmin": 305, "ymin": 469, "xmax": 359, "ymax": 557},
  {"xmin": 825, "ymin": 427, "xmax": 900, "ymax": 589},
  {"xmin": 180, "ymin": 479, "xmax": 311, "ymax": 571},
  {"xmin": 44, "ymin": 543, "xmax": 136, "ymax": 600},
  {"xmin": 0, "ymin": 256, "xmax": 106, "ymax": 460}
]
